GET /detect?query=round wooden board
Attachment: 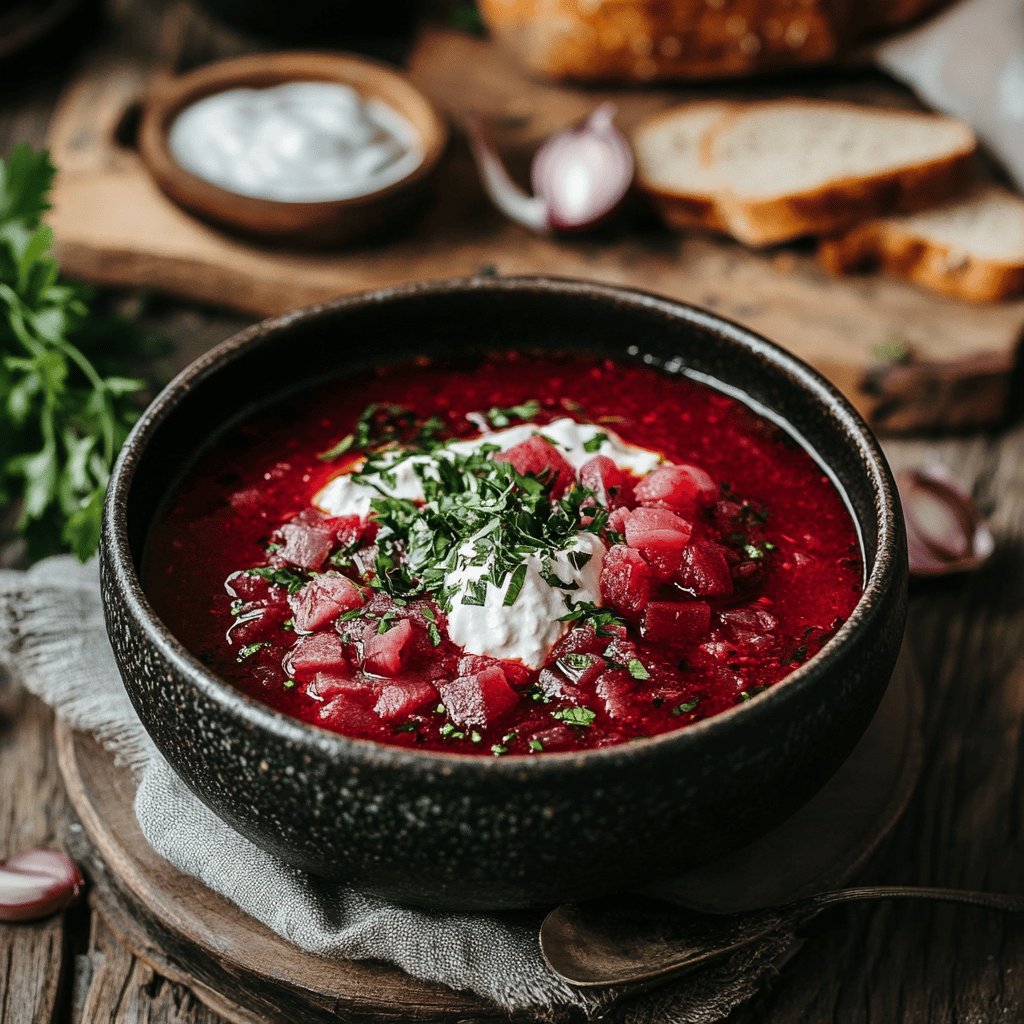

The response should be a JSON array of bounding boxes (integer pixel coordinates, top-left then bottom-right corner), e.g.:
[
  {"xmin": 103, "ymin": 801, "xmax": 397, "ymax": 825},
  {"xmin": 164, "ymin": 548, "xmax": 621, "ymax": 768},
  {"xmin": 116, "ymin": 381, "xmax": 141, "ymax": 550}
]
[{"xmin": 56, "ymin": 650, "xmax": 921, "ymax": 1024}]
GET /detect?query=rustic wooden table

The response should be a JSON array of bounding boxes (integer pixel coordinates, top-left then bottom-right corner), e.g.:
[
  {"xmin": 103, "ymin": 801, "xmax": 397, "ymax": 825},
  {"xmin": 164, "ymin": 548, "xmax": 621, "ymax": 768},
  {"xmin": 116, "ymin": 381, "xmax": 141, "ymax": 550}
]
[{"xmin": 2, "ymin": 9, "xmax": 1023, "ymax": 1024}]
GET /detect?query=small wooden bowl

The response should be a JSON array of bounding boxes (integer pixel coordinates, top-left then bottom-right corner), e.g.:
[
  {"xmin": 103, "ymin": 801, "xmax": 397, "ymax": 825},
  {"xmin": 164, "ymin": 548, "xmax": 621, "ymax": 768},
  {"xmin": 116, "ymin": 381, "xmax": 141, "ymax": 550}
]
[{"xmin": 138, "ymin": 52, "xmax": 448, "ymax": 248}]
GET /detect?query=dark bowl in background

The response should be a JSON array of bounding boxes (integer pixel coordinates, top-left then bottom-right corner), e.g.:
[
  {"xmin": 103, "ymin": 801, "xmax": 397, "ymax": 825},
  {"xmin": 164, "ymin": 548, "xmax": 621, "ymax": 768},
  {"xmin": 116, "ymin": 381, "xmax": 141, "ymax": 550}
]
[{"xmin": 100, "ymin": 276, "xmax": 908, "ymax": 911}]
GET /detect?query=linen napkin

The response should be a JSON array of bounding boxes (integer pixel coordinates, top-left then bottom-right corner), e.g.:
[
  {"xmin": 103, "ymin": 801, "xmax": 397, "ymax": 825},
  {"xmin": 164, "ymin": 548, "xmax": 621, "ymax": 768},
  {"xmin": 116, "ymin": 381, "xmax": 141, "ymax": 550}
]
[
  {"xmin": 0, "ymin": 555, "xmax": 796, "ymax": 1023},
  {"xmin": 875, "ymin": 0, "xmax": 1024, "ymax": 189}
]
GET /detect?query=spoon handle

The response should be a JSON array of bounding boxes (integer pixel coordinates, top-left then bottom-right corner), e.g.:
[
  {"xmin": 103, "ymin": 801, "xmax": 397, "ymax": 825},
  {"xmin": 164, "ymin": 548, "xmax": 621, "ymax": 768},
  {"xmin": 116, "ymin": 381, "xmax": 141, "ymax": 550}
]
[{"xmin": 807, "ymin": 885, "xmax": 1024, "ymax": 914}]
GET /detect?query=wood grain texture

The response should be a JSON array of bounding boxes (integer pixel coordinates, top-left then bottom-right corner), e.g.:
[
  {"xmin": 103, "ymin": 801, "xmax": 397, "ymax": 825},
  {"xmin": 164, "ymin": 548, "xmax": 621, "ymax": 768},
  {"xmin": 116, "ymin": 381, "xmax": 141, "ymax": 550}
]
[{"xmin": 44, "ymin": 7, "xmax": 1024, "ymax": 434}]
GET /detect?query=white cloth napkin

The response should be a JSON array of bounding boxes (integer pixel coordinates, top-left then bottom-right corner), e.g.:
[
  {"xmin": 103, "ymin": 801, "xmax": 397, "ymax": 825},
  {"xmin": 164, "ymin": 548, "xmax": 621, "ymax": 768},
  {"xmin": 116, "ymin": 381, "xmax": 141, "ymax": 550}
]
[
  {"xmin": 0, "ymin": 555, "xmax": 794, "ymax": 1023},
  {"xmin": 875, "ymin": 0, "xmax": 1024, "ymax": 189}
]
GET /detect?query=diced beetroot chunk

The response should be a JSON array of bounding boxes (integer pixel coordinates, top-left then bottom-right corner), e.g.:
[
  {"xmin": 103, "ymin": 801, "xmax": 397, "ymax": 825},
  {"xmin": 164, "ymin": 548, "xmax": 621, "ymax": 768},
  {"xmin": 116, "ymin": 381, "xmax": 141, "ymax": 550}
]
[
  {"xmin": 325, "ymin": 514, "xmax": 365, "ymax": 549},
  {"xmin": 317, "ymin": 695, "xmax": 380, "ymax": 733},
  {"xmin": 438, "ymin": 667, "xmax": 519, "ymax": 729},
  {"xmin": 595, "ymin": 670, "xmax": 636, "ymax": 720},
  {"xmin": 362, "ymin": 618, "xmax": 414, "ymax": 677},
  {"xmin": 457, "ymin": 655, "xmax": 532, "ymax": 687},
  {"xmin": 600, "ymin": 544, "xmax": 652, "ymax": 619},
  {"xmin": 308, "ymin": 672, "xmax": 371, "ymax": 705},
  {"xmin": 224, "ymin": 570, "xmax": 277, "ymax": 602},
  {"xmin": 227, "ymin": 602, "xmax": 291, "ymax": 645},
  {"xmin": 634, "ymin": 464, "xmax": 718, "ymax": 513},
  {"xmin": 607, "ymin": 506, "xmax": 631, "ymax": 537},
  {"xmin": 288, "ymin": 573, "xmax": 366, "ymax": 632},
  {"xmin": 495, "ymin": 436, "xmax": 575, "ymax": 497},
  {"xmin": 275, "ymin": 510, "xmax": 335, "ymax": 571},
  {"xmin": 624, "ymin": 507, "xmax": 692, "ymax": 580},
  {"xmin": 676, "ymin": 542, "xmax": 734, "ymax": 598},
  {"xmin": 579, "ymin": 455, "xmax": 633, "ymax": 508},
  {"xmin": 374, "ymin": 679, "xmax": 437, "ymax": 721},
  {"xmin": 642, "ymin": 600, "xmax": 712, "ymax": 645},
  {"xmin": 283, "ymin": 632, "xmax": 349, "ymax": 680}
]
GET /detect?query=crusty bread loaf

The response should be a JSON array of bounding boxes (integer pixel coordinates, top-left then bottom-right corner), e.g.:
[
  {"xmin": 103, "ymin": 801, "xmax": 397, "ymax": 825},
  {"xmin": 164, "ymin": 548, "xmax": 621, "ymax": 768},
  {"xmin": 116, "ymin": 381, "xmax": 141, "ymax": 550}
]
[
  {"xmin": 632, "ymin": 101, "xmax": 732, "ymax": 232},
  {"xmin": 819, "ymin": 186, "xmax": 1024, "ymax": 303},
  {"xmin": 477, "ymin": 0, "xmax": 954, "ymax": 84},
  {"xmin": 634, "ymin": 99, "xmax": 976, "ymax": 247},
  {"xmin": 477, "ymin": 0, "xmax": 857, "ymax": 84}
]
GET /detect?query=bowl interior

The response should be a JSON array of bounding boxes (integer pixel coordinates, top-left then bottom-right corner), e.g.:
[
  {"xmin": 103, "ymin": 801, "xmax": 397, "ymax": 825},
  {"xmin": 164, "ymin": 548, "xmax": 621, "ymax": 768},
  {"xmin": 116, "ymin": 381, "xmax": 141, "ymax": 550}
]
[{"xmin": 122, "ymin": 277, "xmax": 891, "ymax": 670}]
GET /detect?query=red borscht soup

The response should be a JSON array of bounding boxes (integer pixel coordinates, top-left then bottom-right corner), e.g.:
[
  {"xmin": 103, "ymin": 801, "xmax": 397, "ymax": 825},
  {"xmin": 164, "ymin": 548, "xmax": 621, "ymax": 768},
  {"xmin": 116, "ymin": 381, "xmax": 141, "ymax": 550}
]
[{"xmin": 145, "ymin": 353, "xmax": 863, "ymax": 756}]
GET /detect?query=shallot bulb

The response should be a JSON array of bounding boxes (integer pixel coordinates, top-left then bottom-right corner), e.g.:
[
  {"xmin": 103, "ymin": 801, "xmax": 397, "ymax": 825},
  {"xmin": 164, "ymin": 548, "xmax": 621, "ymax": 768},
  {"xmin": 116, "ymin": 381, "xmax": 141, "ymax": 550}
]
[
  {"xmin": 467, "ymin": 104, "xmax": 634, "ymax": 233},
  {"xmin": 0, "ymin": 848, "xmax": 84, "ymax": 922},
  {"xmin": 897, "ymin": 463, "xmax": 994, "ymax": 577}
]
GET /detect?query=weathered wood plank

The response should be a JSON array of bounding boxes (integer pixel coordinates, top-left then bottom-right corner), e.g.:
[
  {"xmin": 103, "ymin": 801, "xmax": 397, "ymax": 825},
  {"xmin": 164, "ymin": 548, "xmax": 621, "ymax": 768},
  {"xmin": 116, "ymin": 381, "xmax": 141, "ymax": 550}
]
[{"xmin": 0, "ymin": 693, "xmax": 73, "ymax": 1024}]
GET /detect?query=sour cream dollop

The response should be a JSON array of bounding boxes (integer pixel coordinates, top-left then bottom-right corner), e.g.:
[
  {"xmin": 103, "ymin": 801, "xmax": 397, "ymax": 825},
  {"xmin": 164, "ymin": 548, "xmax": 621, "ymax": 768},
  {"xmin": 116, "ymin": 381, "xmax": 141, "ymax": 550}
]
[
  {"xmin": 168, "ymin": 81, "xmax": 422, "ymax": 202},
  {"xmin": 313, "ymin": 418, "xmax": 662, "ymax": 668}
]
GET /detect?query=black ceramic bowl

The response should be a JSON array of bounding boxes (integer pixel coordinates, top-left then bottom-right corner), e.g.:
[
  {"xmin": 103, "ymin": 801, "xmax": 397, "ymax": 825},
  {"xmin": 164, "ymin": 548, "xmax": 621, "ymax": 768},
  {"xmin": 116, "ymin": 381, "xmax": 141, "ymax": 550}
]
[{"xmin": 101, "ymin": 277, "xmax": 907, "ymax": 911}]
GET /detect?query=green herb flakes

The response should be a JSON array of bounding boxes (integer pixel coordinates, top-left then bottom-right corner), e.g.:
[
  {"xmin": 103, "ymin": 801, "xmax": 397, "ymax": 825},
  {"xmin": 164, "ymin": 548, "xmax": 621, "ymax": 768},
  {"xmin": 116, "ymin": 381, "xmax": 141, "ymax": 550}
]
[
  {"xmin": 627, "ymin": 658, "xmax": 650, "ymax": 680},
  {"xmin": 552, "ymin": 706, "xmax": 596, "ymax": 728},
  {"xmin": 671, "ymin": 700, "xmax": 700, "ymax": 717},
  {"xmin": 582, "ymin": 432, "xmax": 608, "ymax": 453},
  {"xmin": 484, "ymin": 399, "xmax": 540, "ymax": 428}
]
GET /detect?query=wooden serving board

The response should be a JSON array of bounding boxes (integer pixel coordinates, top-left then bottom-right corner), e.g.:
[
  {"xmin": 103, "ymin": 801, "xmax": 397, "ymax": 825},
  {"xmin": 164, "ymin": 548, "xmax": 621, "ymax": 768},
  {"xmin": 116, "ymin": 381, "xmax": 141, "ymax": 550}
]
[
  {"xmin": 46, "ymin": 6, "xmax": 1024, "ymax": 433},
  {"xmin": 54, "ymin": 653, "xmax": 922, "ymax": 1024}
]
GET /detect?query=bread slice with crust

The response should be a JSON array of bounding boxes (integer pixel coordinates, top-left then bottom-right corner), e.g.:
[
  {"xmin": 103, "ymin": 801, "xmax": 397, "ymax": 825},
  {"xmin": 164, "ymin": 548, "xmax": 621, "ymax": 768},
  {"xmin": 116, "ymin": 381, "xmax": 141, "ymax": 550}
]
[
  {"xmin": 632, "ymin": 102, "xmax": 732, "ymax": 233},
  {"xmin": 704, "ymin": 100, "xmax": 977, "ymax": 246},
  {"xmin": 819, "ymin": 185, "xmax": 1024, "ymax": 303}
]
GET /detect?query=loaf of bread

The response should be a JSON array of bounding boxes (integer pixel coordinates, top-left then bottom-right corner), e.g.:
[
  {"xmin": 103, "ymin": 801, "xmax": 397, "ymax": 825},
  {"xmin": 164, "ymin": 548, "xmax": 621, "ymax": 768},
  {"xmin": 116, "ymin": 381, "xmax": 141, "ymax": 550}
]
[
  {"xmin": 633, "ymin": 99, "xmax": 977, "ymax": 246},
  {"xmin": 819, "ymin": 186, "xmax": 1024, "ymax": 302},
  {"xmin": 477, "ymin": 0, "xmax": 953, "ymax": 83}
]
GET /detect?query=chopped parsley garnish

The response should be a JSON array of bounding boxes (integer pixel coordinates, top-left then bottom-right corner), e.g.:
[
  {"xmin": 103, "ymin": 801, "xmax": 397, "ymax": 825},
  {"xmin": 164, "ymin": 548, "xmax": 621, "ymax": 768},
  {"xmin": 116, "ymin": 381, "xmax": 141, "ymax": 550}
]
[
  {"xmin": 353, "ymin": 408, "xmax": 609, "ymax": 613},
  {"xmin": 440, "ymin": 722, "xmax": 465, "ymax": 740},
  {"xmin": 484, "ymin": 399, "xmax": 540, "ymax": 428},
  {"xmin": 283, "ymin": 678, "xmax": 297, "ymax": 690},
  {"xmin": 671, "ymin": 699, "xmax": 700, "ymax": 716},
  {"xmin": 627, "ymin": 658, "xmax": 650, "ymax": 680},
  {"xmin": 491, "ymin": 744, "xmax": 508, "ymax": 757},
  {"xmin": 528, "ymin": 738, "xmax": 544, "ymax": 752},
  {"xmin": 552, "ymin": 706, "xmax": 596, "ymax": 728},
  {"xmin": 236, "ymin": 642, "xmax": 269, "ymax": 662},
  {"xmin": 582, "ymin": 432, "xmax": 608, "ymax": 453},
  {"xmin": 394, "ymin": 721, "xmax": 418, "ymax": 733},
  {"xmin": 525, "ymin": 684, "xmax": 552, "ymax": 704},
  {"xmin": 244, "ymin": 566, "xmax": 308, "ymax": 594},
  {"xmin": 558, "ymin": 602, "xmax": 625, "ymax": 638},
  {"xmin": 558, "ymin": 653, "xmax": 595, "ymax": 673}
]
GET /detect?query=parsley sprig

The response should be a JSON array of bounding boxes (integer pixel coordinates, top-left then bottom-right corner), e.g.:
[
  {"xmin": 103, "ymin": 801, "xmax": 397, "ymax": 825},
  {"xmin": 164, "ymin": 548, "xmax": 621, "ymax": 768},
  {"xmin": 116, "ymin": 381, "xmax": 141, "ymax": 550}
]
[{"xmin": 0, "ymin": 145, "xmax": 152, "ymax": 560}]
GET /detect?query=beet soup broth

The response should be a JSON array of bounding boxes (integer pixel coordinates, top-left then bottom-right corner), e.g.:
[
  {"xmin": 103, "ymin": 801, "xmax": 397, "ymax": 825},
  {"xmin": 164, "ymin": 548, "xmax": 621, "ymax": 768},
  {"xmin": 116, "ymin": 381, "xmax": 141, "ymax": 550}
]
[{"xmin": 145, "ymin": 352, "xmax": 863, "ymax": 756}]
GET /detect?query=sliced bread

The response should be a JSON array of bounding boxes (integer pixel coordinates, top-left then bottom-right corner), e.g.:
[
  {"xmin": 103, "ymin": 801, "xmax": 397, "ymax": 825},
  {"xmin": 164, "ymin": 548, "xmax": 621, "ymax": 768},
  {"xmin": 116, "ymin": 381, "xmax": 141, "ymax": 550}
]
[
  {"xmin": 632, "ymin": 101, "xmax": 732, "ymax": 233},
  {"xmin": 819, "ymin": 185, "xmax": 1024, "ymax": 303},
  {"xmin": 705, "ymin": 100, "xmax": 976, "ymax": 245},
  {"xmin": 634, "ymin": 99, "xmax": 977, "ymax": 247}
]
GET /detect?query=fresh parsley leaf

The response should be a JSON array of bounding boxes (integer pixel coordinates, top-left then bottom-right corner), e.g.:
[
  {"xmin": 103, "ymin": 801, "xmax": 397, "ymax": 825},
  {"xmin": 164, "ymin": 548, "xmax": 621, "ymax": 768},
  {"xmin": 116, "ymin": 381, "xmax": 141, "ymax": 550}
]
[
  {"xmin": 245, "ymin": 565, "xmax": 308, "ymax": 593},
  {"xmin": 552, "ymin": 706, "xmax": 596, "ymax": 728},
  {"xmin": 236, "ymin": 641, "xmax": 269, "ymax": 662},
  {"xmin": 671, "ymin": 699, "xmax": 700, "ymax": 716},
  {"xmin": 627, "ymin": 658, "xmax": 650, "ymax": 680},
  {"xmin": 582, "ymin": 432, "xmax": 608, "ymax": 453},
  {"xmin": 318, "ymin": 434, "xmax": 354, "ymax": 461},
  {"xmin": 528, "ymin": 738, "xmax": 544, "ymax": 752},
  {"xmin": 484, "ymin": 399, "xmax": 540, "ymax": 428}
]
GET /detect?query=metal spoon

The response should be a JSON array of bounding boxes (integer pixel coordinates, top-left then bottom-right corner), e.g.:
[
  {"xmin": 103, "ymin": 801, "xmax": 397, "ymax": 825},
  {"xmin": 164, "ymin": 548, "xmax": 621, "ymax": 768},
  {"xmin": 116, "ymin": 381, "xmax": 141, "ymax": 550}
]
[{"xmin": 541, "ymin": 887, "xmax": 1024, "ymax": 990}]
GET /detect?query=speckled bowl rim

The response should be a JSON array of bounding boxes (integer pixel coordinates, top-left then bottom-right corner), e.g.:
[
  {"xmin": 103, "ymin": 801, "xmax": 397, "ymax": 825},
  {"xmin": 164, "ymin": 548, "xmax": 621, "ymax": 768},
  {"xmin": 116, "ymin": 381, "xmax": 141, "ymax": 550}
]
[{"xmin": 103, "ymin": 275, "xmax": 903, "ymax": 775}]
